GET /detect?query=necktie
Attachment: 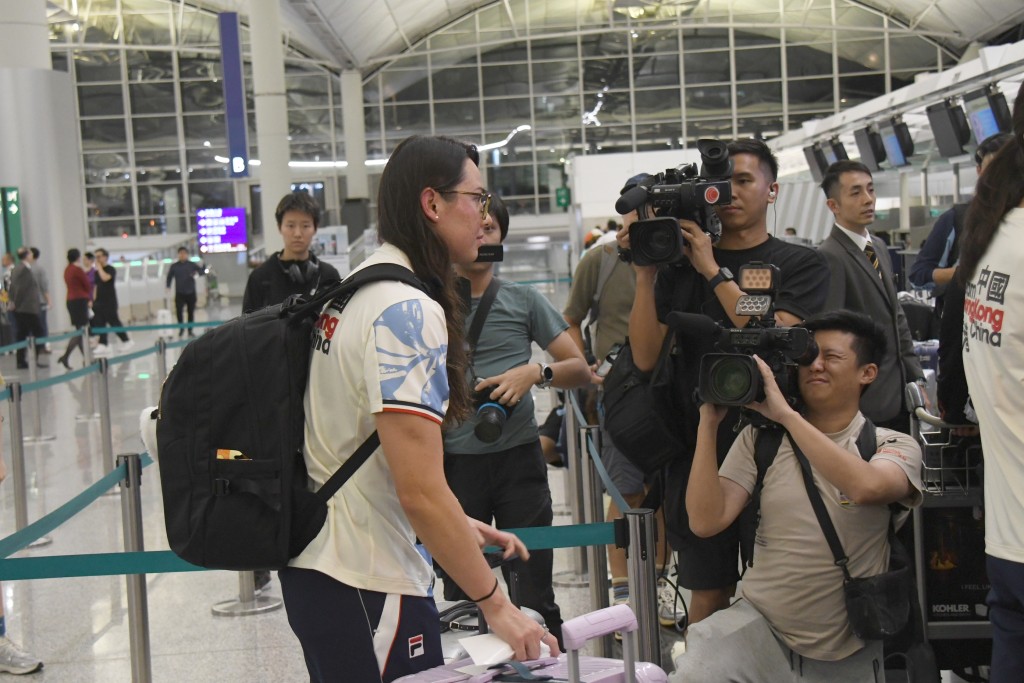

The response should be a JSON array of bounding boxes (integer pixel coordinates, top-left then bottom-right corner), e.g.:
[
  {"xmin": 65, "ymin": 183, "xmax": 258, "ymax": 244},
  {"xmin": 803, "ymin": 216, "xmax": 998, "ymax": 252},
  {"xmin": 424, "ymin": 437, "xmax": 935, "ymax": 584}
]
[{"xmin": 864, "ymin": 242, "xmax": 881, "ymax": 275}]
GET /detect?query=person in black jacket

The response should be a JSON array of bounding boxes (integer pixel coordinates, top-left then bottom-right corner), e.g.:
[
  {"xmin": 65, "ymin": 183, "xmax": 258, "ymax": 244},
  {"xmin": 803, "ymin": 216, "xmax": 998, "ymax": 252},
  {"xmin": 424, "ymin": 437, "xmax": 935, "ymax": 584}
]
[
  {"xmin": 242, "ymin": 192, "xmax": 341, "ymax": 313},
  {"xmin": 165, "ymin": 247, "xmax": 204, "ymax": 337}
]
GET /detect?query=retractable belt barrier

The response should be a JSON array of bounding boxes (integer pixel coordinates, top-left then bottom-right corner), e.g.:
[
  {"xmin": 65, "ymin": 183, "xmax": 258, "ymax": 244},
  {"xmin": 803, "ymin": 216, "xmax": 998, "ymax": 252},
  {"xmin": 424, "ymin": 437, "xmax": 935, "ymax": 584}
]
[{"xmin": 0, "ymin": 319, "xmax": 663, "ymax": 678}]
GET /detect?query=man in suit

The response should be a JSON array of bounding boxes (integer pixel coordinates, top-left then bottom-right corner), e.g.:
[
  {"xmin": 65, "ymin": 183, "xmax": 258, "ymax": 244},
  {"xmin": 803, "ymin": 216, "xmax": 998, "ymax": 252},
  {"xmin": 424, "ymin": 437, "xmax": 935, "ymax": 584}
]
[{"xmin": 818, "ymin": 160, "xmax": 925, "ymax": 431}]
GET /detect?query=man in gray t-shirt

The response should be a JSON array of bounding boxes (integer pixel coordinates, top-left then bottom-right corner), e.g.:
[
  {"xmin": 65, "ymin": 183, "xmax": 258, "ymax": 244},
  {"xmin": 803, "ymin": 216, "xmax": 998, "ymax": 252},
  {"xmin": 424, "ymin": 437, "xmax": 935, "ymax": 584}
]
[{"xmin": 442, "ymin": 196, "xmax": 590, "ymax": 647}]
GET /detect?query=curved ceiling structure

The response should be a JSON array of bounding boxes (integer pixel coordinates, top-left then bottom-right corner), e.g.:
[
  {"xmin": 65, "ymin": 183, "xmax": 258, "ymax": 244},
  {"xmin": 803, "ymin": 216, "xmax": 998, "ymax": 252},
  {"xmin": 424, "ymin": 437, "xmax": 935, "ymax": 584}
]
[{"xmin": 275, "ymin": 0, "xmax": 1024, "ymax": 73}]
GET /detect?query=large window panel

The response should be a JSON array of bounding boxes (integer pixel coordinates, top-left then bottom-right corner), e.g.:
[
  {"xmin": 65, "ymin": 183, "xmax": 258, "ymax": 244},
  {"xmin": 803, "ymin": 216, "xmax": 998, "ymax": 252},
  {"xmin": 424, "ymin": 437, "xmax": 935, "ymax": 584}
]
[
  {"xmin": 182, "ymin": 114, "xmax": 226, "ymax": 146},
  {"xmin": 533, "ymin": 94, "xmax": 581, "ymax": 127},
  {"xmin": 634, "ymin": 122, "xmax": 683, "ymax": 151},
  {"xmin": 137, "ymin": 183, "xmax": 184, "ymax": 216},
  {"xmin": 681, "ymin": 28, "xmax": 729, "ymax": 52},
  {"xmin": 683, "ymin": 50, "xmax": 731, "ymax": 85},
  {"xmin": 178, "ymin": 51, "xmax": 222, "ymax": 80},
  {"xmin": 735, "ymin": 47, "xmax": 782, "ymax": 81},
  {"xmin": 80, "ymin": 14, "xmax": 121, "ymax": 45},
  {"xmin": 581, "ymin": 91, "xmax": 633, "ymax": 126},
  {"xmin": 684, "ymin": 84, "xmax": 732, "ymax": 115},
  {"xmin": 381, "ymin": 102, "xmax": 432, "ymax": 134},
  {"xmin": 836, "ymin": 38, "xmax": 884, "ymax": 74},
  {"xmin": 75, "ymin": 50, "xmax": 122, "ymax": 83},
  {"xmin": 126, "ymin": 50, "xmax": 174, "ymax": 81},
  {"xmin": 84, "ymin": 152, "xmax": 130, "ymax": 183},
  {"xmin": 133, "ymin": 116, "xmax": 180, "ymax": 150},
  {"xmin": 79, "ymin": 84, "xmax": 124, "ymax": 117},
  {"xmin": 530, "ymin": 38, "xmax": 579, "ymax": 63},
  {"xmin": 432, "ymin": 66, "xmax": 480, "ymax": 100},
  {"xmin": 581, "ymin": 56, "xmax": 631, "ymax": 90},
  {"xmin": 737, "ymin": 115, "xmax": 785, "ymax": 139},
  {"xmin": 123, "ymin": 11, "xmax": 174, "ymax": 46},
  {"xmin": 488, "ymin": 164, "xmax": 537, "ymax": 198},
  {"xmin": 483, "ymin": 97, "xmax": 530, "ymax": 130},
  {"xmin": 382, "ymin": 69, "xmax": 429, "ymax": 103},
  {"xmin": 180, "ymin": 80, "xmax": 225, "ymax": 113},
  {"xmin": 188, "ymin": 181, "xmax": 234, "ymax": 210},
  {"xmin": 787, "ymin": 77, "xmax": 834, "ymax": 111},
  {"xmin": 130, "ymin": 81, "xmax": 176, "ymax": 115},
  {"xmin": 89, "ymin": 218, "xmax": 137, "ymax": 238},
  {"xmin": 786, "ymin": 43, "xmax": 835, "ymax": 78},
  {"xmin": 81, "ymin": 118, "xmax": 128, "ymax": 150},
  {"xmin": 736, "ymin": 81, "xmax": 783, "ymax": 113},
  {"xmin": 135, "ymin": 150, "xmax": 182, "ymax": 182},
  {"xmin": 531, "ymin": 62, "xmax": 578, "ymax": 95},
  {"xmin": 634, "ymin": 87, "xmax": 682, "ymax": 121},
  {"xmin": 839, "ymin": 75, "xmax": 886, "ymax": 108},
  {"xmin": 686, "ymin": 118, "xmax": 735, "ymax": 143},
  {"xmin": 286, "ymin": 73, "xmax": 330, "ymax": 109},
  {"xmin": 86, "ymin": 185, "xmax": 134, "ymax": 218},
  {"xmin": 434, "ymin": 100, "xmax": 481, "ymax": 129},
  {"xmin": 482, "ymin": 64, "xmax": 530, "ymax": 97},
  {"xmin": 179, "ymin": 11, "xmax": 220, "ymax": 46},
  {"xmin": 140, "ymin": 214, "xmax": 188, "ymax": 235},
  {"xmin": 289, "ymin": 142, "xmax": 334, "ymax": 162}
]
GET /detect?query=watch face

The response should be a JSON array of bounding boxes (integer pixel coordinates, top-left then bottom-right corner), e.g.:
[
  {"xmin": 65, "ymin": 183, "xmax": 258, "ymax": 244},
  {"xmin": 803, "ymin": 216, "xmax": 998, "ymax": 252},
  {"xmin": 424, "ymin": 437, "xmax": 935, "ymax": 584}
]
[{"xmin": 542, "ymin": 365, "xmax": 554, "ymax": 381}]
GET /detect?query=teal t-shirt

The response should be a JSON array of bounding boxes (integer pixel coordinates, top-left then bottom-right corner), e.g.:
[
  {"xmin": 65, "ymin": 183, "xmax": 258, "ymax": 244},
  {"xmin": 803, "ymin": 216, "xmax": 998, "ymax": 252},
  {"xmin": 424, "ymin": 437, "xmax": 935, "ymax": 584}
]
[{"xmin": 443, "ymin": 279, "xmax": 568, "ymax": 454}]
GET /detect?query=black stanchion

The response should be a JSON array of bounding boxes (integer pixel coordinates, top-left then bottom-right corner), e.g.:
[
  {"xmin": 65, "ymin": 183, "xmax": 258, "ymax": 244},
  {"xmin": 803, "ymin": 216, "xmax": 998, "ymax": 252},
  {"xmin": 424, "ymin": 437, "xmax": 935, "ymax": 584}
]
[
  {"xmin": 23, "ymin": 337, "xmax": 55, "ymax": 444},
  {"xmin": 118, "ymin": 453, "xmax": 152, "ymax": 683},
  {"xmin": 6, "ymin": 383, "xmax": 52, "ymax": 549}
]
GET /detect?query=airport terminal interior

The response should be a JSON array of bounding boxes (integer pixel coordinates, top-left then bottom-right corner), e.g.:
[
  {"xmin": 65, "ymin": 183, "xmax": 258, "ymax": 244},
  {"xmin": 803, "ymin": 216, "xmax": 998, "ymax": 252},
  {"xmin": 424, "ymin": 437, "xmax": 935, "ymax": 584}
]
[{"xmin": 0, "ymin": 0, "xmax": 1023, "ymax": 680}]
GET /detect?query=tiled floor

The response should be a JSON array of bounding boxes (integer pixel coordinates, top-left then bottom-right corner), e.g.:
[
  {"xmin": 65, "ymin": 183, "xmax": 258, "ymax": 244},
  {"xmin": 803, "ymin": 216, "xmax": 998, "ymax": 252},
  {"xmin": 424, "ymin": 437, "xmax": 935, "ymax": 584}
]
[{"xmin": 0, "ymin": 297, "xmax": 686, "ymax": 682}]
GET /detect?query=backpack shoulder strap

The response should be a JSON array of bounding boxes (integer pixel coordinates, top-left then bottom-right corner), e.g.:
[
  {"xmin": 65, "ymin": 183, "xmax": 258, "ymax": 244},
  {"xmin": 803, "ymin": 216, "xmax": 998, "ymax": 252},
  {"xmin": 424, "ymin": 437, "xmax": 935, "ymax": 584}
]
[
  {"xmin": 591, "ymin": 247, "xmax": 619, "ymax": 312},
  {"xmin": 309, "ymin": 263, "xmax": 431, "ymax": 502},
  {"xmin": 855, "ymin": 417, "xmax": 877, "ymax": 463},
  {"xmin": 739, "ymin": 426, "xmax": 785, "ymax": 570}
]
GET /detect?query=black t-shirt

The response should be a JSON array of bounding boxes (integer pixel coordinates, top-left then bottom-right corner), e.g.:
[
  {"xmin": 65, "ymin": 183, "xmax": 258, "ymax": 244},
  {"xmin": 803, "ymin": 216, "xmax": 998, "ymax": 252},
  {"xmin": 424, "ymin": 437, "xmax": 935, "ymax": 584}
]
[
  {"xmin": 242, "ymin": 253, "xmax": 342, "ymax": 313},
  {"xmin": 652, "ymin": 236, "xmax": 830, "ymax": 545},
  {"xmin": 94, "ymin": 265, "xmax": 117, "ymax": 307}
]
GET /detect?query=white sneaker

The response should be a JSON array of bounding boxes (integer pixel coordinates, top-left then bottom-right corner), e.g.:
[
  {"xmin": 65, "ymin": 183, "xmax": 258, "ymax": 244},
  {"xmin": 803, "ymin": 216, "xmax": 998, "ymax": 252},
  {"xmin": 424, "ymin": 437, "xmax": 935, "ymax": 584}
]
[
  {"xmin": 92, "ymin": 344, "xmax": 111, "ymax": 356},
  {"xmin": 0, "ymin": 635, "xmax": 43, "ymax": 674},
  {"xmin": 657, "ymin": 575, "xmax": 686, "ymax": 629},
  {"xmin": 119, "ymin": 340, "xmax": 135, "ymax": 352}
]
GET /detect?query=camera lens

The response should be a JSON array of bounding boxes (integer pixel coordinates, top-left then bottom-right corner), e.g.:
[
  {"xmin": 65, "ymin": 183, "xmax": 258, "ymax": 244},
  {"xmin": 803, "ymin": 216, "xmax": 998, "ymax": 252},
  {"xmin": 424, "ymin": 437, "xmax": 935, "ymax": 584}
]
[
  {"xmin": 710, "ymin": 356, "xmax": 753, "ymax": 402},
  {"xmin": 474, "ymin": 403, "xmax": 508, "ymax": 443}
]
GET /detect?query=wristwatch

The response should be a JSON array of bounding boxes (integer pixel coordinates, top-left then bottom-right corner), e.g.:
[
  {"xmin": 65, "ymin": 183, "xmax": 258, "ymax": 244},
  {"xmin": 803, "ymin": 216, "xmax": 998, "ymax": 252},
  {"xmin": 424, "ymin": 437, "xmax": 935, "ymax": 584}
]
[
  {"xmin": 707, "ymin": 267, "xmax": 734, "ymax": 290},
  {"xmin": 536, "ymin": 363, "xmax": 554, "ymax": 389}
]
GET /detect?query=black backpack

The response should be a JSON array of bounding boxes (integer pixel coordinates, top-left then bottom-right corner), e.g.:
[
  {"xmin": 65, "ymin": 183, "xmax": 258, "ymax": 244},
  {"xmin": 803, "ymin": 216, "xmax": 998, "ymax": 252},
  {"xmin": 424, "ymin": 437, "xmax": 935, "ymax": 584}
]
[{"xmin": 157, "ymin": 263, "xmax": 428, "ymax": 570}]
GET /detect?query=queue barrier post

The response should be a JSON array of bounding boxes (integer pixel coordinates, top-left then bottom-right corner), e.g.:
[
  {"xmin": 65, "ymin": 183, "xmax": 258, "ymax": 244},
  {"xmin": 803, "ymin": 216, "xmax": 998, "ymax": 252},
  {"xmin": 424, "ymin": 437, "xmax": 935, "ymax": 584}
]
[
  {"xmin": 624, "ymin": 508, "xmax": 661, "ymax": 668},
  {"xmin": 77, "ymin": 329, "xmax": 99, "ymax": 422},
  {"xmin": 552, "ymin": 390, "xmax": 588, "ymax": 588},
  {"xmin": 211, "ymin": 571, "xmax": 282, "ymax": 617},
  {"xmin": 579, "ymin": 424, "xmax": 612, "ymax": 657},
  {"xmin": 155, "ymin": 339, "xmax": 167, "ymax": 384},
  {"xmin": 118, "ymin": 453, "xmax": 152, "ymax": 683},
  {"xmin": 6, "ymin": 383, "xmax": 52, "ymax": 549},
  {"xmin": 23, "ymin": 336, "xmax": 55, "ymax": 444},
  {"xmin": 97, "ymin": 358, "xmax": 116, "ymax": 476}
]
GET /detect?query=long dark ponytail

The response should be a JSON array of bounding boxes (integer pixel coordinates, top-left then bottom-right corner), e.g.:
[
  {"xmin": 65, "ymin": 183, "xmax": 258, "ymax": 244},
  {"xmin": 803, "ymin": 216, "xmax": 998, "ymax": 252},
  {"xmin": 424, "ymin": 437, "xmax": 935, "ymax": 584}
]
[
  {"xmin": 959, "ymin": 83, "xmax": 1024, "ymax": 285},
  {"xmin": 377, "ymin": 136, "xmax": 478, "ymax": 424}
]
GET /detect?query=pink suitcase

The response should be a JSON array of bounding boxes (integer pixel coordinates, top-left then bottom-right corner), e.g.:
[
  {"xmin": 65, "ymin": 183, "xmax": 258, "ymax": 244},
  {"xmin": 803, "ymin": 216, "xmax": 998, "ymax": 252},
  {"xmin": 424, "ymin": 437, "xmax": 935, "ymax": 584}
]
[{"xmin": 395, "ymin": 604, "xmax": 667, "ymax": 682}]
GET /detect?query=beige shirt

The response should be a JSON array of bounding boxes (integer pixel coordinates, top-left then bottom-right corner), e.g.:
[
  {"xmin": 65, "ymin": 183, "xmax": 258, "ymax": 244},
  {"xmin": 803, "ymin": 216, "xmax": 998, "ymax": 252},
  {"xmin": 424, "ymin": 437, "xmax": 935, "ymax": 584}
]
[{"xmin": 720, "ymin": 413, "xmax": 923, "ymax": 660}]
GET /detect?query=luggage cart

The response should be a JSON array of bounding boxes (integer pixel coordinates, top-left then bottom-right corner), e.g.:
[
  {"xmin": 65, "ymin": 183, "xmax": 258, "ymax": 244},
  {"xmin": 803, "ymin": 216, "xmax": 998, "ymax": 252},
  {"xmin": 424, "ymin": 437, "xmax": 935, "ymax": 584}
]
[{"xmin": 906, "ymin": 384, "xmax": 991, "ymax": 674}]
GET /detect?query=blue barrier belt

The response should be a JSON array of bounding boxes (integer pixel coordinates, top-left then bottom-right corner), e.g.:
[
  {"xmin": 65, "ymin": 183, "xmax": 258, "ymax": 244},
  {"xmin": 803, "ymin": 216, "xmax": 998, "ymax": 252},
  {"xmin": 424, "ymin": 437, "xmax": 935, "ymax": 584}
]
[
  {"xmin": 165, "ymin": 339, "xmax": 191, "ymax": 350},
  {"xmin": 108, "ymin": 345, "xmax": 159, "ymax": 366},
  {"xmin": 0, "ymin": 523, "xmax": 614, "ymax": 580},
  {"xmin": 568, "ymin": 395, "xmax": 631, "ymax": 513},
  {"xmin": 21, "ymin": 362, "xmax": 99, "ymax": 393},
  {"xmin": 0, "ymin": 453, "xmax": 154, "ymax": 559},
  {"xmin": 0, "ymin": 387, "xmax": 9, "ymax": 402},
  {"xmin": 0, "ymin": 339, "xmax": 30, "ymax": 355},
  {"xmin": 38, "ymin": 330, "xmax": 80, "ymax": 345}
]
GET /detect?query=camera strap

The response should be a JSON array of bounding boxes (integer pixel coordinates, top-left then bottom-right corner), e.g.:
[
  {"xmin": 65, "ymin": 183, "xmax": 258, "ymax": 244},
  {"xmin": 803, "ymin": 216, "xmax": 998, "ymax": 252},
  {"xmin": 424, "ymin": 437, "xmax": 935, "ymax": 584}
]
[
  {"xmin": 786, "ymin": 423, "xmax": 894, "ymax": 584},
  {"xmin": 466, "ymin": 277, "xmax": 502, "ymax": 366}
]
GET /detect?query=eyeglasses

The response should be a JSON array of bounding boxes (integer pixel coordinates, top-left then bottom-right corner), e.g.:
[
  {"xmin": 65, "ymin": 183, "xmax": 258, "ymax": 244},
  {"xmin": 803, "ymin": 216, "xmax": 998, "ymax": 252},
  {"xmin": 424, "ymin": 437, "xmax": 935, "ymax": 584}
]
[{"xmin": 438, "ymin": 189, "xmax": 492, "ymax": 220}]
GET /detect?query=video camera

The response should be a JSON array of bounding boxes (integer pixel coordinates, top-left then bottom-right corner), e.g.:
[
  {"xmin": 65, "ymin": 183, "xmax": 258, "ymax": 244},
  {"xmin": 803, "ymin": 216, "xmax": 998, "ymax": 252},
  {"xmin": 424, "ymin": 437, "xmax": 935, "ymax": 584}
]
[
  {"xmin": 670, "ymin": 263, "xmax": 818, "ymax": 410},
  {"xmin": 615, "ymin": 139, "xmax": 734, "ymax": 266}
]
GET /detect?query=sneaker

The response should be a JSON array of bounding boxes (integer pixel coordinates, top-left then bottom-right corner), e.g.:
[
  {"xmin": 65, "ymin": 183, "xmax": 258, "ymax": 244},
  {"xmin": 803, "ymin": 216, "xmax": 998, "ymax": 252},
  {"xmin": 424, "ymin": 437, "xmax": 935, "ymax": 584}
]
[
  {"xmin": 657, "ymin": 575, "xmax": 686, "ymax": 629},
  {"xmin": 92, "ymin": 344, "xmax": 111, "ymax": 356},
  {"xmin": 119, "ymin": 340, "xmax": 135, "ymax": 352},
  {"xmin": 0, "ymin": 635, "xmax": 43, "ymax": 674}
]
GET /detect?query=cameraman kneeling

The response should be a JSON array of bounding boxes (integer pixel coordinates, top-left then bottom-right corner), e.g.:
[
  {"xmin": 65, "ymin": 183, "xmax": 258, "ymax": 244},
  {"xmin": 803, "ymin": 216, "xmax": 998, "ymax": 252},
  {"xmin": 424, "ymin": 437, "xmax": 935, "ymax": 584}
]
[
  {"xmin": 443, "ymin": 196, "xmax": 590, "ymax": 647},
  {"xmin": 674, "ymin": 311, "xmax": 922, "ymax": 683}
]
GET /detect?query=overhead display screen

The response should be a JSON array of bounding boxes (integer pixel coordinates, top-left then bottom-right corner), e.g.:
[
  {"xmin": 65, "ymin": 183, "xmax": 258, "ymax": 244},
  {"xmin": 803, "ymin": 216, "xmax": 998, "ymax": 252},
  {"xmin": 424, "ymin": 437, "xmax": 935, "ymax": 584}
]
[{"xmin": 197, "ymin": 207, "xmax": 247, "ymax": 253}]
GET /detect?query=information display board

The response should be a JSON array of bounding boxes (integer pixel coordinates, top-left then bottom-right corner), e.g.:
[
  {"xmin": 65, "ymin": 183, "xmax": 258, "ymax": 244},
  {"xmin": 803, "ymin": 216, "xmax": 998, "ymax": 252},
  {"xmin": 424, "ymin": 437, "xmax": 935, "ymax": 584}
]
[{"xmin": 197, "ymin": 207, "xmax": 247, "ymax": 253}]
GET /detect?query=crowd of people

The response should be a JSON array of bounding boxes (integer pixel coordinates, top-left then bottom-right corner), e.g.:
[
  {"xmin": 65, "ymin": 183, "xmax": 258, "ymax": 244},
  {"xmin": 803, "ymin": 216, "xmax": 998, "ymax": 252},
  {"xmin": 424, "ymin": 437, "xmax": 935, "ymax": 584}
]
[{"xmin": 0, "ymin": 83, "xmax": 1019, "ymax": 682}]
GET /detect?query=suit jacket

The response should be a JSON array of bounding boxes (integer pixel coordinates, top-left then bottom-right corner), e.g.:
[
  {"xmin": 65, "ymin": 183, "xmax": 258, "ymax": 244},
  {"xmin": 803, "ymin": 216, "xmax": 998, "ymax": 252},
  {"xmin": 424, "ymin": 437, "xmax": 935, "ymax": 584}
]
[
  {"xmin": 8, "ymin": 262, "xmax": 40, "ymax": 316},
  {"xmin": 819, "ymin": 226, "xmax": 923, "ymax": 423}
]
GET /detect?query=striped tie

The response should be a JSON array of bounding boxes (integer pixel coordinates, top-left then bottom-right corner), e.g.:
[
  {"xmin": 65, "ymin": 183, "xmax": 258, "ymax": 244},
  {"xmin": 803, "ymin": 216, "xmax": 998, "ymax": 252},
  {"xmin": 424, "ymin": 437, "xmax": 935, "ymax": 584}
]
[{"xmin": 864, "ymin": 242, "xmax": 881, "ymax": 275}]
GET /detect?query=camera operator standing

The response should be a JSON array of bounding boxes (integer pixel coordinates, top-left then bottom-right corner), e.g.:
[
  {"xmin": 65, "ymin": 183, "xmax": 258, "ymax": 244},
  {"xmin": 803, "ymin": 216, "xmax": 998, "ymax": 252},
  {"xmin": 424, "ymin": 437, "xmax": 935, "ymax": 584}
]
[
  {"xmin": 443, "ymin": 195, "xmax": 590, "ymax": 647},
  {"xmin": 617, "ymin": 139, "xmax": 829, "ymax": 629}
]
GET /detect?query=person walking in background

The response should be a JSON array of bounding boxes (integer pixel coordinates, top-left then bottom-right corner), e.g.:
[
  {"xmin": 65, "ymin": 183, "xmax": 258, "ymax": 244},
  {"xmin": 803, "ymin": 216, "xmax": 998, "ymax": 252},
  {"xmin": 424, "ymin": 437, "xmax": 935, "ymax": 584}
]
[
  {"xmin": 7, "ymin": 247, "xmax": 46, "ymax": 370},
  {"xmin": 2, "ymin": 253, "xmax": 18, "ymax": 343},
  {"xmin": 958, "ymin": 81, "xmax": 1024, "ymax": 683},
  {"xmin": 89, "ymin": 248, "xmax": 132, "ymax": 356},
  {"xmin": 57, "ymin": 249, "xmax": 92, "ymax": 370},
  {"xmin": 28, "ymin": 248, "xmax": 51, "ymax": 352},
  {"xmin": 165, "ymin": 247, "xmax": 204, "ymax": 337}
]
